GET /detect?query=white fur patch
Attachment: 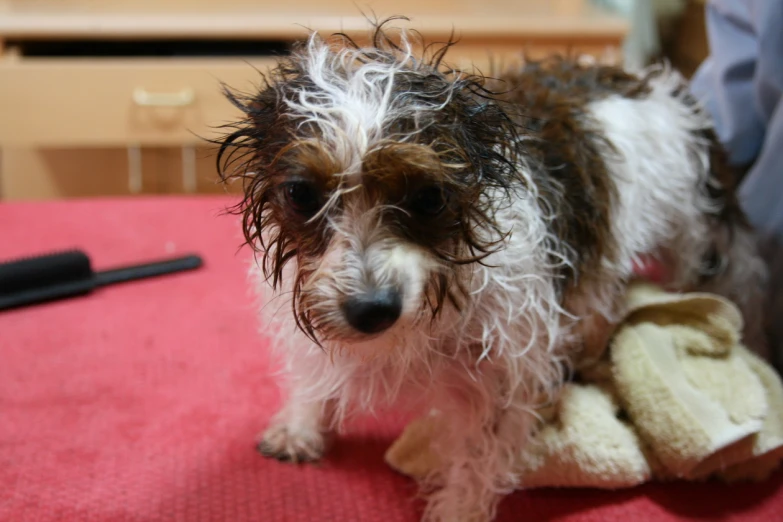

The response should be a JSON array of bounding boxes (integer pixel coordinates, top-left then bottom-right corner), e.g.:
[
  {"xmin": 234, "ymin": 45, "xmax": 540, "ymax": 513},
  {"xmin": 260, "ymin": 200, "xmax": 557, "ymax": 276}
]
[
  {"xmin": 586, "ymin": 67, "xmax": 714, "ymax": 286},
  {"xmin": 282, "ymin": 34, "xmax": 458, "ymax": 180}
]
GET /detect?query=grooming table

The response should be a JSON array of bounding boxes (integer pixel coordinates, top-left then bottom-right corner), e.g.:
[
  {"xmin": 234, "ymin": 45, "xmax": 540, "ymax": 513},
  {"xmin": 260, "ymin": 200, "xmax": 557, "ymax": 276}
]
[{"xmin": 1, "ymin": 196, "xmax": 781, "ymax": 521}]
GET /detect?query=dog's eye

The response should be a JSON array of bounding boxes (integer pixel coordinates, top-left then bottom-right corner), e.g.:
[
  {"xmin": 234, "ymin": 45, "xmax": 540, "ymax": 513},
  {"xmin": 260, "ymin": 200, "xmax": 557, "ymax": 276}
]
[
  {"xmin": 283, "ymin": 181, "xmax": 322, "ymax": 216},
  {"xmin": 410, "ymin": 185, "xmax": 449, "ymax": 216}
]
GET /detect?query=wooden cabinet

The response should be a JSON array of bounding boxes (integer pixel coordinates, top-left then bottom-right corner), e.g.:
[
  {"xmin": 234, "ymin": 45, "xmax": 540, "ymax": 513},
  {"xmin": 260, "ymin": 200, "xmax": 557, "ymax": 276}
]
[{"xmin": 0, "ymin": 0, "xmax": 627, "ymax": 200}]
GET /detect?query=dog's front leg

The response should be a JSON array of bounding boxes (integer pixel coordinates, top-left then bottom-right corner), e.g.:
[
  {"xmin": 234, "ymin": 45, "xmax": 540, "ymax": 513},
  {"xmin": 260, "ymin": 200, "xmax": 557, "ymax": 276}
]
[
  {"xmin": 423, "ymin": 400, "xmax": 535, "ymax": 522},
  {"xmin": 257, "ymin": 388, "xmax": 332, "ymax": 464}
]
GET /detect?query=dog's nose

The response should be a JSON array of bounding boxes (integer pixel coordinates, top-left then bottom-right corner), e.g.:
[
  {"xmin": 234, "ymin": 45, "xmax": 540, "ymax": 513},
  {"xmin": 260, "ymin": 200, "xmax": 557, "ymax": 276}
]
[{"xmin": 341, "ymin": 289, "xmax": 402, "ymax": 334}]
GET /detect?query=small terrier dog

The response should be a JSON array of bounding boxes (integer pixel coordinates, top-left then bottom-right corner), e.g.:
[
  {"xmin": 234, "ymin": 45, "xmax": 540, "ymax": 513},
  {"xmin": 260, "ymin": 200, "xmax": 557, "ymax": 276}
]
[{"xmin": 217, "ymin": 20, "xmax": 767, "ymax": 522}]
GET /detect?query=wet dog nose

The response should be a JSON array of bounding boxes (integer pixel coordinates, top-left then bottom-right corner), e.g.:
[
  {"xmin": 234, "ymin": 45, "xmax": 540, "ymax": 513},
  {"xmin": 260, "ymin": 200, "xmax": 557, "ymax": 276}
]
[{"xmin": 341, "ymin": 289, "xmax": 402, "ymax": 334}]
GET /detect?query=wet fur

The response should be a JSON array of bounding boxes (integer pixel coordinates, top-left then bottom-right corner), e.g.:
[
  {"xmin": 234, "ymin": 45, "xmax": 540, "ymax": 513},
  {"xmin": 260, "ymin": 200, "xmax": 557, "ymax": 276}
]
[{"xmin": 217, "ymin": 21, "xmax": 767, "ymax": 522}]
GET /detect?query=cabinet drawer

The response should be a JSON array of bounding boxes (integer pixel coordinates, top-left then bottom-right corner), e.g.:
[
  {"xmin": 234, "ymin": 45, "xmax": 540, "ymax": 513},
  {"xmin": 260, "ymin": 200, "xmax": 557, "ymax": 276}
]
[
  {"xmin": 0, "ymin": 58, "xmax": 276, "ymax": 147},
  {"xmin": 0, "ymin": 39, "xmax": 620, "ymax": 149}
]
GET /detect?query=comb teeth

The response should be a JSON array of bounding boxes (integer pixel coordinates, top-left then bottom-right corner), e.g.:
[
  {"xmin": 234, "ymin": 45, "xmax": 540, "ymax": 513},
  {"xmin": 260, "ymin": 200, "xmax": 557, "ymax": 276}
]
[{"xmin": 0, "ymin": 250, "xmax": 93, "ymax": 295}]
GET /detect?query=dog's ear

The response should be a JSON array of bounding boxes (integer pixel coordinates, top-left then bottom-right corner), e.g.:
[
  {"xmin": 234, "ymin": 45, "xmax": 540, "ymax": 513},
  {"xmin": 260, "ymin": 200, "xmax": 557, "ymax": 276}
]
[
  {"xmin": 226, "ymin": 77, "xmax": 287, "ymax": 129},
  {"xmin": 217, "ymin": 80, "xmax": 281, "ymax": 167},
  {"xmin": 215, "ymin": 43, "xmax": 320, "ymax": 176}
]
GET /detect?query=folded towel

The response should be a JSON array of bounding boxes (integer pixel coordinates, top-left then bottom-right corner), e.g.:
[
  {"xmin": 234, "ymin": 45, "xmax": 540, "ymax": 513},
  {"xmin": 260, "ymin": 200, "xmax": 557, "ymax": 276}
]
[{"xmin": 385, "ymin": 283, "xmax": 783, "ymax": 488}]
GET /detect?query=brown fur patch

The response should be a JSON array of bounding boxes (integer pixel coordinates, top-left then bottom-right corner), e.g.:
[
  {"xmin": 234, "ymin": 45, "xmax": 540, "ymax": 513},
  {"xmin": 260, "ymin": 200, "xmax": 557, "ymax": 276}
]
[
  {"xmin": 488, "ymin": 57, "xmax": 654, "ymax": 293},
  {"xmin": 277, "ymin": 139, "xmax": 344, "ymax": 190},
  {"xmin": 361, "ymin": 142, "xmax": 468, "ymax": 254}
]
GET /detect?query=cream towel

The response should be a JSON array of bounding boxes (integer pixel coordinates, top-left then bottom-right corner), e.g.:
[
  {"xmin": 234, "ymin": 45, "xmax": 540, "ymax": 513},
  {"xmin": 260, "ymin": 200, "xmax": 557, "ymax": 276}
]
[{"xmin": 385, "ymin": 283, "xmax": 783, "ymax": 488}]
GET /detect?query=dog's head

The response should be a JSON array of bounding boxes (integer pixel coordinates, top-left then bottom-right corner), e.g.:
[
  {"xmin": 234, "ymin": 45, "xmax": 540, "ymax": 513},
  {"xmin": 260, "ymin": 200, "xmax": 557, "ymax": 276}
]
[{"xmin": 218, "ymin": 23, "xmax": 523, "ymax": 346}]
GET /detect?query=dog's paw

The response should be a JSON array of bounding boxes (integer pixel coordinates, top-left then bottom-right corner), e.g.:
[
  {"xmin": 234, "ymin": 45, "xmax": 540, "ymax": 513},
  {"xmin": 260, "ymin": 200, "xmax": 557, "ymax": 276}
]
[{"xmin": 257, "ymin": 421, "xmax": 326, "ymax": 464}]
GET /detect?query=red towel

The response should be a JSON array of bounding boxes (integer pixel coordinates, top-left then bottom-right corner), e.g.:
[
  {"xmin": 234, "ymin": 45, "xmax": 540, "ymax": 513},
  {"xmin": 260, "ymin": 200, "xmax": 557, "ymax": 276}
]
[{"xmin": 1, "ymin": 196, "xmax": 781, "ymax": 521}]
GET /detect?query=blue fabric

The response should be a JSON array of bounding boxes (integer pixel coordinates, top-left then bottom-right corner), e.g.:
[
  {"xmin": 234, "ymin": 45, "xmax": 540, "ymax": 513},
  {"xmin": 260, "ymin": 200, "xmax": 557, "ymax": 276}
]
[{"xmin": 690, "ymin": 0, "xmax": 783, "ymax": 239}]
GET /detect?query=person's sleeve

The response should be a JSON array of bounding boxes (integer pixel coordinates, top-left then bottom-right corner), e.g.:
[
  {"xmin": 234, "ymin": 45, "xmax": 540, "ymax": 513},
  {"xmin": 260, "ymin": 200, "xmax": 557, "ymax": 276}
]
[
  {"xmin": 739, "ymin": 100, "xmax": 783, "ymax": 238},
  {"xmin": 690, "ymin": 1, "xmax": 783, "ymax": 240},
  {"xmin": 690, "ymin": 0, "xmax": 766, "ymax": 167}
]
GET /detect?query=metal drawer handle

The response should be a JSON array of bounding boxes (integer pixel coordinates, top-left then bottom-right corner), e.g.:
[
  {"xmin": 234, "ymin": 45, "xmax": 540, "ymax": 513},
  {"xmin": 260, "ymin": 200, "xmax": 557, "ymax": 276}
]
[{"xmin": 132, "ymin": 87, "xmax": 195, "ymax": 107}]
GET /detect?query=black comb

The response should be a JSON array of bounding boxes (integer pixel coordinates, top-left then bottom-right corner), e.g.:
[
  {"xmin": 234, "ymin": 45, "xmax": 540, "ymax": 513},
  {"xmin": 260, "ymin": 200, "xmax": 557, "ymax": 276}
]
[{"xmin": 0, "ymin": 250, "xmax": 203, "ymax": 312}]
